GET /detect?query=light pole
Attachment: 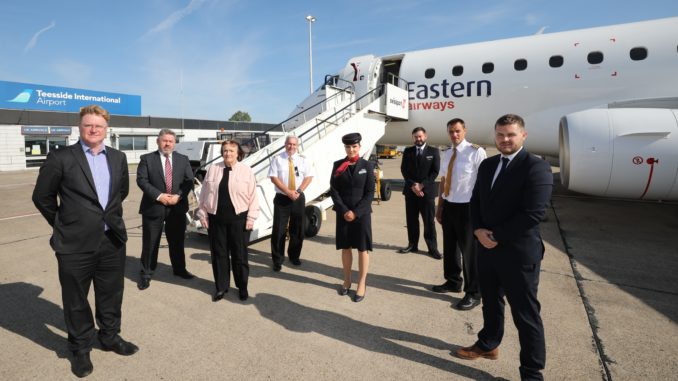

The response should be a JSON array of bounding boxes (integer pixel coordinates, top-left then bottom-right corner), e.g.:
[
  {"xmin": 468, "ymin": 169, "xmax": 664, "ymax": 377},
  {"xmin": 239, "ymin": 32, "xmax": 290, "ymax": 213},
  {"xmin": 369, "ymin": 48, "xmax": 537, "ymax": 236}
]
[{"xmin": 306, "ymin": 15, "xmax": 316, "ymax": 94}]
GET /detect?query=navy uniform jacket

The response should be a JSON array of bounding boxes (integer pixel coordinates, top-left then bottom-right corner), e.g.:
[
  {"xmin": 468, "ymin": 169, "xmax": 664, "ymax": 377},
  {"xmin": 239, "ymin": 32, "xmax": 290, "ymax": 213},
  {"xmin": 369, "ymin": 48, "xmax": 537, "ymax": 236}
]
[
  {"xmin": 330, "ymin": 158, "xmax": 375, "ymax": 218},
  {"xmin": 400, "ymin": 144, "xmax": 440, "ymax": 199},
  {"xmin": 32, "ymin": 143, "xmax": 129, "ymax": 254},
  {"xmin": 470, "ymin": 149, "xmax": 553, "ymax": 264},
  {"xmin": 137, "ymin": 150, "xmax": 194, "ymax": 217}
]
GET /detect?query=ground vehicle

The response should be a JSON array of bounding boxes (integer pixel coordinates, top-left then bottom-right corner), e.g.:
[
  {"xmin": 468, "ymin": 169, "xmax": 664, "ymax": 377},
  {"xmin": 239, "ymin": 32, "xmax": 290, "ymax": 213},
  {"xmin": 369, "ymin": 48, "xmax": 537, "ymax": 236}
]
[{"xmin": 376, "ymin": 144, "xmax": 398, "ymax": 159}]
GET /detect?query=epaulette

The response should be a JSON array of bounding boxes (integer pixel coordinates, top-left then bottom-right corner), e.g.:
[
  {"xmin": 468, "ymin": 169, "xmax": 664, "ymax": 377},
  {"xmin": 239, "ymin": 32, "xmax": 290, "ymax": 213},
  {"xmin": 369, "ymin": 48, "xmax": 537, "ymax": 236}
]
[
  {"xmin": 298, "ymin": 154, "xmax": 306, "ymax": 158},
  {"xmin": 470, "ymin": 143, "xmax": 481, "ymax": 149}
]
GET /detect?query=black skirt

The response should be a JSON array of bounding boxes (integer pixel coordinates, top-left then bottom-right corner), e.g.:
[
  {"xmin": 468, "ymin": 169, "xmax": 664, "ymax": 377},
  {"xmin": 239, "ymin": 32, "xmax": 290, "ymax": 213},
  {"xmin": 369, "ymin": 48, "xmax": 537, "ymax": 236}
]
[{"xmin": 335, "ymin": 213, "xmax": 372, "ymax": 251}]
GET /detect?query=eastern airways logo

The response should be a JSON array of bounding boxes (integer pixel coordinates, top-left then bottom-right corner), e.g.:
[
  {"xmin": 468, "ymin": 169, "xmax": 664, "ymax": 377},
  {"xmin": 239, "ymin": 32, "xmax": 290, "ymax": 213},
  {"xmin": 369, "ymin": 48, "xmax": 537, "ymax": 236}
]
[{"xmin": 8, "ymin": 89, "xmax": 33, "ymax": 103}]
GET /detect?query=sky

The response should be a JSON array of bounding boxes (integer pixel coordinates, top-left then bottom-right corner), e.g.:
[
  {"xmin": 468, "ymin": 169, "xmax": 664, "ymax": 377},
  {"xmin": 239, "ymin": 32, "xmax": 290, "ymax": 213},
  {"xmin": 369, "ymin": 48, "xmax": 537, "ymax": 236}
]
[{"xmin": 1, "ymin": 0, "xmax": 677, "ymax": 123}]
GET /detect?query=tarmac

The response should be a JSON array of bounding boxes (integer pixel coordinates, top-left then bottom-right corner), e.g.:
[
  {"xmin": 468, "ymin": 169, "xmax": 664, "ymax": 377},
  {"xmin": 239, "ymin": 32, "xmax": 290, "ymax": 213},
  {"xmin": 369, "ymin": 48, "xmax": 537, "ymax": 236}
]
[{"xmin": 0, "ymin": 155, "xmax": 676, "ymax": 380}]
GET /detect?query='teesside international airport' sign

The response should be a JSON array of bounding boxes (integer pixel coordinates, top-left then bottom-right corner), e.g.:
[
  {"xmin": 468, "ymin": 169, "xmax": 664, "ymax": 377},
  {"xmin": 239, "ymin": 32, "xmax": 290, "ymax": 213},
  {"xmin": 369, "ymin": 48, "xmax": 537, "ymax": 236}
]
[{"xmin": 0, "ymin": 80, "xmax": 141, "ymax": 116}]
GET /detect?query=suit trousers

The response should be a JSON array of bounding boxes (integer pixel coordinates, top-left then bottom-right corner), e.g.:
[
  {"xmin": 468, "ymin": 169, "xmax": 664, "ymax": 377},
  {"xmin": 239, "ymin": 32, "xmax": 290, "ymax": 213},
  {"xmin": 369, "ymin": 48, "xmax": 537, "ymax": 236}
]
[
  {"xmin": 56, "ymin": 231, "xmax": 125, "ymax": 354},
  {"xmin": 208, "ymin": 214, "xmax": 250, "ymax": 293},
  {"xmin": 441, "ymin": 201, "xmax": 479, "ymax": 296},
  {"xmin": 477, "ymin": 255, "xmax": 545, "ymax": 380},
  {"xmin": 404, "ymin": 194, "xmax": 437, "ymax": 252},
  {"xmin": 140, "ymin": 209, "xmax": 187, "ymax": 278},
  {"xmin": 271, "ymin": 193, "xmax": 305, "ymax": 265}
]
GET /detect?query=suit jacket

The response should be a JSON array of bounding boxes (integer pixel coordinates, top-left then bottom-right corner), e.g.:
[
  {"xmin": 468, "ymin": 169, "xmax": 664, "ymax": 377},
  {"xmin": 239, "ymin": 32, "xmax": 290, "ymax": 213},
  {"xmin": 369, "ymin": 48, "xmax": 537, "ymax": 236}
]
[
  {"xmin": 32, "ymin": 143, "xmax": 129, "ymax": 254},
  {"xmin": 330, "ymin": 158, "xmax": 375, "ymax": 218},
  {"xmin": 470, "ymin": 149, "xmax": 553, "ymax": 264},
  {"xmin": 137, "ymin": 150, "xmax": 194, "ymax": 217},
  {"xmin": 400, "ymin": 144, "xmax": 440, "ymax": 198}
]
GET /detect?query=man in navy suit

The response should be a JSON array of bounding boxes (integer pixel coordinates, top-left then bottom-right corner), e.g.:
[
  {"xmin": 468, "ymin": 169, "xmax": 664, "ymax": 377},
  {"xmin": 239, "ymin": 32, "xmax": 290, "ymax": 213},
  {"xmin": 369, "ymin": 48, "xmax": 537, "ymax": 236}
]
[
  {"xmin": 398, "ymin": 127, "xmax": 442, "ymax": 259},
  {"xmin": 136, "ymin": 129, "xmax": 194, "ymax": 290},
  {"xmin": 455, "ymin": 114, "xmax": 553, "ymax": 381},
  {"xmin": 33, "ymin": 105, "xmax": 138, "ymax": 378}
]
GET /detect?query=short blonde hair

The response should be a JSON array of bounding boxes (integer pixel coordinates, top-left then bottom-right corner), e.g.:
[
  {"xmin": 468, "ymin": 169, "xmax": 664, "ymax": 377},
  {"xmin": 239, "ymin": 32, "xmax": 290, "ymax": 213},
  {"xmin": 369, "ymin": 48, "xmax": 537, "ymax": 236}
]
[{"xmin": 79, "ymin": 105, "xmax": 110, "ymax": 122}]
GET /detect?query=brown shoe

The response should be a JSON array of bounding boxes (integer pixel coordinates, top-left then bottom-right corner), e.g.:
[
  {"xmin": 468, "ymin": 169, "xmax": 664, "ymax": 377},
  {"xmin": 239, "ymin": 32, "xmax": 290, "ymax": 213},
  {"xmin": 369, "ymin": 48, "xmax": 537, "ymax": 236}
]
[{"xmin": 455, "ymin": 344, "xmax": 499, "ymax": 360}]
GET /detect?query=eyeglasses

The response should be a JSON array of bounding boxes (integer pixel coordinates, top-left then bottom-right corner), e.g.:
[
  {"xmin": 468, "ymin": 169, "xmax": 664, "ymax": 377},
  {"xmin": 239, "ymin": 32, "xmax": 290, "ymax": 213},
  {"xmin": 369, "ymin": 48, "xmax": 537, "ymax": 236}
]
[{"xmin": 82, "ymin": 124, "xmax": 107, "ymax": 130}]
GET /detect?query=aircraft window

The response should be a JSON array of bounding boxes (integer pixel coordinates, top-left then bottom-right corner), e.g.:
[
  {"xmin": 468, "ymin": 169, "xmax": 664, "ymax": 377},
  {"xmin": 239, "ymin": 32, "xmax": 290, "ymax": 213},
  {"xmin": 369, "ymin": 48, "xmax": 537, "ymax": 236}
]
[
  {"xmin": 425, "ymin": 68, "xmax": 435, "ymax": 79},
  {"xmin": 629, "ymin": 47, "xmax": 647, "ymax": 61},
  {"xmin": 452, "ymin": 65, "xmax": 464, "ymax": 76},
  {"xmin": 587, "ymin": 51, "xmax": 604, "ymax": 64},
  {"xmin": 549, "ymin": 55, "xmax": 564, "ymax": 68},
  {"xmin": 482, "ymin": 62, "xmax": 494, "ymax": 74},
  {"xmin": 514, "ymin": 59, "xmax": 527, "ymax": 71}
]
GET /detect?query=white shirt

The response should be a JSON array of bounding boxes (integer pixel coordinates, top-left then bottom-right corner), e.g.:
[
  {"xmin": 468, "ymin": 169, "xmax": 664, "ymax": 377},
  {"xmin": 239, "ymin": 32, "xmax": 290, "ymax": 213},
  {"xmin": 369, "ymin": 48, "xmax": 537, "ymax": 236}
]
[
  {"xmin": 438, "ymin": 140, "xmax": 486, "ymax": 203},
  {"xmin": 491, "ymin": 147, "xmax": 523, "ymax": 187},
  {"xmin": 268, "ymin": 151, "xmax": 316, "ymax": 194}
]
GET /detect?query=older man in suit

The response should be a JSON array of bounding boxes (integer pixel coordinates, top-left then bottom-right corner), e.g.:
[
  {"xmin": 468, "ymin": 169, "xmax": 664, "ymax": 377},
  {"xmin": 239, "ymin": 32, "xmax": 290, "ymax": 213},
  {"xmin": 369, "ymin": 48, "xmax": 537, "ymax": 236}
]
[
  {"xmin": 136, "ymin": 129, "xmax": 195, "ymax": 290},
  {"xmin": 455, "ymin": 114, "xmax": 553, "ymax": 381},
  {"xmin": 33, "ymin": 105, "xmax": 138, "ymax": 378},
  {"xmin": 398, "ymin": 127, "xmax": 442, "ymax": 259}
]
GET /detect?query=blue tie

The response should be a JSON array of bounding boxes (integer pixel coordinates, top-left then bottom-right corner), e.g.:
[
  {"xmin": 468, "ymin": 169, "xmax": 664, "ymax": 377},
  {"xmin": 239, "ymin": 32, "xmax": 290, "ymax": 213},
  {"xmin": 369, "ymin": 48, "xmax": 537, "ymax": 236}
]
[{"xmin": 500, "ymin": 157, "xmax": 509, "ymax": 173}]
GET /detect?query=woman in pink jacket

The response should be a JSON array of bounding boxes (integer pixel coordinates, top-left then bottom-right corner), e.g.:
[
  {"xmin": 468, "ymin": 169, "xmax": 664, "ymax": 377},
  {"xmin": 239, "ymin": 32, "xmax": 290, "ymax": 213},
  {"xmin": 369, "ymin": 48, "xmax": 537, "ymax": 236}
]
[{"xmin": 197, "ymin": 140, "xmax": 259, "ymax": 302}]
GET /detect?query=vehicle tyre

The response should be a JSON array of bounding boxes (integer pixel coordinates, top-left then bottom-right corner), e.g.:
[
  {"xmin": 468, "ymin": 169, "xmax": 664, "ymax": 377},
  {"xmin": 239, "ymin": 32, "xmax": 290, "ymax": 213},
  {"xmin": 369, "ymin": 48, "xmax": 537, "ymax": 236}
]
[
  {"xmin": 304, "ymin": 206, "xmax": 322, "ymax": 238},
  {"xmin": 380, "ymin": 180, "xmax": 392, "ymax": 201}
]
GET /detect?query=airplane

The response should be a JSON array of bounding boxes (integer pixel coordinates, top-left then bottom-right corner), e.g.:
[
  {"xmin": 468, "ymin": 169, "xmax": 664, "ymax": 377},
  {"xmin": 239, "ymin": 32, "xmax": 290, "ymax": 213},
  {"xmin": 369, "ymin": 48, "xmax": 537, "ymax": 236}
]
[{"xmin": 290, "ymin": 16, "xmax": 678, "ymax": 201}]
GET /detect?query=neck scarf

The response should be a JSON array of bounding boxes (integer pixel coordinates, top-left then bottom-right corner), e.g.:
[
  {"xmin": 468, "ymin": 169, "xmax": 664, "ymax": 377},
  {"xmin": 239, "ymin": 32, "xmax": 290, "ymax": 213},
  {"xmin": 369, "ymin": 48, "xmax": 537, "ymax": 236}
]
[{"xmin": 334, "ymin": 155, "xmax": 359, "ymax": 177}]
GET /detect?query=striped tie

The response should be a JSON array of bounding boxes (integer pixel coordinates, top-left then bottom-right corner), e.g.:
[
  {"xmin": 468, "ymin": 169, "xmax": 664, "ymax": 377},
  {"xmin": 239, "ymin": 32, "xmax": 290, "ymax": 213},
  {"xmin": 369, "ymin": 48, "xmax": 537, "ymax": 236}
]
[{"xmin": 165, "ymin": 154, "xmax": 172, "ymax": 194}]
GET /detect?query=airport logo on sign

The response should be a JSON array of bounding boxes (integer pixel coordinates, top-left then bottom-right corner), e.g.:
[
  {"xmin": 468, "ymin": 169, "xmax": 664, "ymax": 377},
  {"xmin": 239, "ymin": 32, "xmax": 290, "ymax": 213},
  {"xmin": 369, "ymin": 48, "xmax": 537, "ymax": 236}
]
[{"xmin": 8, "ymin": 89, "xmax": 33, "ymax": 103}]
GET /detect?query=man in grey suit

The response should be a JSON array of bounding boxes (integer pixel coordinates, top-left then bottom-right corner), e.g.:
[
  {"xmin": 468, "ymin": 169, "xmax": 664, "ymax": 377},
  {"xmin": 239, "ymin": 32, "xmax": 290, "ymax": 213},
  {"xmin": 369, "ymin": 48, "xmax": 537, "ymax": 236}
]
[
  {"xmin": 33, "ymin": 105, "xmax": 138, "ymax": 378},
  {"xmin": 136, "ymin": 129, "xmax": 195, "ymax": 290}
]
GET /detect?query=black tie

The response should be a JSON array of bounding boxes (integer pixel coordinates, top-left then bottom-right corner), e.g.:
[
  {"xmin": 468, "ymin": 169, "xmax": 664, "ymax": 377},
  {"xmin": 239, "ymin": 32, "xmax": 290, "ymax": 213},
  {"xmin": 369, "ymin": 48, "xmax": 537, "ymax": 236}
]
[
  {"xmin": 500, "ymin": 157, "xmax": 509, "ymax": 173},
  {"xmin": 417, "ymin": 147, "xmax": 422, "ymax": 157}
]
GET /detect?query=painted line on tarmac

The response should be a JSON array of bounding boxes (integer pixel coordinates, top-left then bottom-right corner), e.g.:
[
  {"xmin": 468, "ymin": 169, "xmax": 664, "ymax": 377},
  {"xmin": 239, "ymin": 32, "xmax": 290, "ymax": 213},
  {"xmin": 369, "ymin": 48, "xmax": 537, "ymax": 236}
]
[
  {"xmin": 0, "ymin": 182, "xmax": 35, "ymax": 188},
  {"xmin": 0, "ymin": 212, "xmax": 41, "ymax": 221}
]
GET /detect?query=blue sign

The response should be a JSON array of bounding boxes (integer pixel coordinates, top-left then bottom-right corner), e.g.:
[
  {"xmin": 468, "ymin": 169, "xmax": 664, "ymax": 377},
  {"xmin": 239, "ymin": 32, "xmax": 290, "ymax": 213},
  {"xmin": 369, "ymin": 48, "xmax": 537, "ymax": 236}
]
[{"xmin": 0, "ymin": 80, "xmax": 141, "ymax": 116}]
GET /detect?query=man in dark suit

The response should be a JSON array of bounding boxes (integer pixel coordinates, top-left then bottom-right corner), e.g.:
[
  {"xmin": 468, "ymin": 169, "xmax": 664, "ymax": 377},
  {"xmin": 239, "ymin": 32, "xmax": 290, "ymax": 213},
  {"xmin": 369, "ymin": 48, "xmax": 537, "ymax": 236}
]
[
  {"xmin": 455, "ymin": 114, "xmax": 553, "ymax": 381},
  {"xmin": 399, "ymin": 127, "xmax": 441, "ymax": 259},
  {"xmin": 136, "ymin": 129, "xmax": 195, "ymax": 290},
  {"xmin": 33, "ymin": 105, "xmax": 138, "ymax": 378}
]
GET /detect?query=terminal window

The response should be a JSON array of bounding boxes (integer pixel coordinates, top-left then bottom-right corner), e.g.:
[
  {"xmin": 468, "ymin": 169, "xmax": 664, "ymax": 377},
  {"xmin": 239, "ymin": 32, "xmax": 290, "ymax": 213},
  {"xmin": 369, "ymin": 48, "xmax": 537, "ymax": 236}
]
[{"xmin": 119, "ymin": 135, "xmax": 148, "ymax": 151}]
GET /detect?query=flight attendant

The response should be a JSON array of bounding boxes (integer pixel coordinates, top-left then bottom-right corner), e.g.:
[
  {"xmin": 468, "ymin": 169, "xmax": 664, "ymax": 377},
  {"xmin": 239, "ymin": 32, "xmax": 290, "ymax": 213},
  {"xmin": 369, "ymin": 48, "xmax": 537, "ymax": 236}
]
[{"xmin": 330, "ymin": 133, "xmax": 375, "ymax": 302}]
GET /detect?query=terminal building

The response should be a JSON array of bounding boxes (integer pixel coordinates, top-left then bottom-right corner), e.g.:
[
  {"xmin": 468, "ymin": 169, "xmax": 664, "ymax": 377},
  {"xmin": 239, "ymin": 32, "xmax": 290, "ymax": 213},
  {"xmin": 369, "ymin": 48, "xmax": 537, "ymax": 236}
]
[{"xmin": 0, "ymin": 80, "xmax": 280, "ymax": 171}]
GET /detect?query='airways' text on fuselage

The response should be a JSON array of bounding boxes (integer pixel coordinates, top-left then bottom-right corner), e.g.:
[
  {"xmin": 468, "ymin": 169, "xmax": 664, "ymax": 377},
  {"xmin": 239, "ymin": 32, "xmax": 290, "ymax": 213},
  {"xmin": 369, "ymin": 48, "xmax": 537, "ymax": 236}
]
[{"xmin": 407, "ymin": 79, "xmax": 492, "ymax": 100}]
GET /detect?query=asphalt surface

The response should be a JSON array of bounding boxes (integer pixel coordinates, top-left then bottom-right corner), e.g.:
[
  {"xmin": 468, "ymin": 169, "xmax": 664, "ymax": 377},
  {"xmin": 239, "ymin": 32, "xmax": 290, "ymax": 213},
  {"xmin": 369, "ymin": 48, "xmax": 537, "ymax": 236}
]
[{"xmin": 0, "ymin": 155, "xmax": 676, "ymax": 380}]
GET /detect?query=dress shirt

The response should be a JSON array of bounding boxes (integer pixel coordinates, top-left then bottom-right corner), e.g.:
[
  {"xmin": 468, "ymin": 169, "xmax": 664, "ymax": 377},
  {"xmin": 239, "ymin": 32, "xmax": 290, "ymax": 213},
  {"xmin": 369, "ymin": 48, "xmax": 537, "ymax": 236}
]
[
  {"xmin": 80, "ymin": 140, "xmax": 110, "ymax": 210},
  {"xmin": 268, "ymin": 151, "xmax": 315, "ymax": 194},
  {"xmin": 438, "ymin": 140, "xmax": 486, "ymax": 203}
]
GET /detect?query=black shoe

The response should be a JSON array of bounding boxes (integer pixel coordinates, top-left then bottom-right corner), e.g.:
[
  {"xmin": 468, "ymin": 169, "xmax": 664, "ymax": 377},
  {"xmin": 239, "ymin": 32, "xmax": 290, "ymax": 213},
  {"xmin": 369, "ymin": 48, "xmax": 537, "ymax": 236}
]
[
  {"xmin": 353, "ymin": 293, "xmax": 365, "ymax": 303},
  {"xmin": 239, "ymin": 289, "xmax": 249, "ymax": 301},
  {"xmin": 71, "ymin": 352, "xmax": 93, "ymax": 378},
  {"xmin": 99, "ymin": 337, "xmax": 138, "ymax": 356},
  {"xmin": 397, "ymin": 245, "xmax": 418, "ymax": 253},
  {"xmin": 337, "ymin": 284, "xmax": 350, "ymax": 296},
  {"xmin": 212, "ymin": 290, "xmax": 227, "ymax": 302},
  {"xmin": 173, "ymin": 270, "xmax": 195, "ymax": 279},
  {"xmin": 273, "ymin": 263, "xmax": 282, "ymax": 272},
  {"xmin": 290, "ymin": 258, "xmax": 302, "ymax": 266},
  {"xmin": 427, "ymin": 250, "xmax": 442, "ymax": 260},
  {"xmin": 137, "ymin": 277, "xmax": 150, "ymax": 290},
  {"xmin": 431, "ymin": 282, "xmax": 462, "ymax": 293},
  {"xmin": 455, "ymin": 294, "xmax": 481, "ymax": 310}
]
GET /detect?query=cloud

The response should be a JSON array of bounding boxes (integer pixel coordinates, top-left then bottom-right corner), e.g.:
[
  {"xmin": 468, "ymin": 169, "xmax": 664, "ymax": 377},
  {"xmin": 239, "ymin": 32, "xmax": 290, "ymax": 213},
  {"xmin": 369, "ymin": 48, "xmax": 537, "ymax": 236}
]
[
  {"xmin": 24, "ymin": 20, "xmax": 56, "ymax": 53},
  {"xmin": 144, "ymin": 0, "xmax": 208, "ymax": 37}
]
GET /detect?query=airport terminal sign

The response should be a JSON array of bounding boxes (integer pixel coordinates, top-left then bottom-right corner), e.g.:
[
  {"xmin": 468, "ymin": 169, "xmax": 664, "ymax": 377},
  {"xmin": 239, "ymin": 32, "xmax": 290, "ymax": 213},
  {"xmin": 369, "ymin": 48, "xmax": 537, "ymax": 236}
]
[{"xmin": 0, "ymin": 80, "xmax": 141, "ymax": 116}]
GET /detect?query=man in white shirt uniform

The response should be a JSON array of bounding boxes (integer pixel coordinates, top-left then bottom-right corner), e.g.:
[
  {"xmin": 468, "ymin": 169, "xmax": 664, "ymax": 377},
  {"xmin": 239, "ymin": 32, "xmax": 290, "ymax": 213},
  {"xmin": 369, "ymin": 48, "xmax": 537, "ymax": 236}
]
[
  {"xmin": 433, "ymin": 118, "xmax": 487, "ymax": 310},
  {"xmin": 268, "ymin": 136, "xmax": 315, "ymax": 271}
]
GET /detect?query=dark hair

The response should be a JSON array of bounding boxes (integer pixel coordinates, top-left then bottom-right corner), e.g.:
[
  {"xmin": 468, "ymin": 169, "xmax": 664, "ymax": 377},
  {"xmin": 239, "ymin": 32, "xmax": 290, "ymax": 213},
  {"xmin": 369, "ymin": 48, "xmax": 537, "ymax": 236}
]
[
  {"xmin": 221, "ymin": 140, "xmax": 245, "ymax": 161},
  {"xmin": 446, "ymin": 118, "xmax": 465, "ymax": 129},
  {"xmin": 495, "ymin": 114, "xmax": 525, "ymax": 130},
  {"xmin": 411, "ymin": 126, "xmax": 427, "ymax": 135}
]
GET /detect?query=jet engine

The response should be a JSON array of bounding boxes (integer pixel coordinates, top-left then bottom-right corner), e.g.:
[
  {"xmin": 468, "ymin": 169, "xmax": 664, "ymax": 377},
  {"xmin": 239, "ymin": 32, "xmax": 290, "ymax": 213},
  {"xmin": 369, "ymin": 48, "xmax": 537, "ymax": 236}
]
[{"xmin": 559, "ymin": 108, "xmax": 678, "ymax": 200}]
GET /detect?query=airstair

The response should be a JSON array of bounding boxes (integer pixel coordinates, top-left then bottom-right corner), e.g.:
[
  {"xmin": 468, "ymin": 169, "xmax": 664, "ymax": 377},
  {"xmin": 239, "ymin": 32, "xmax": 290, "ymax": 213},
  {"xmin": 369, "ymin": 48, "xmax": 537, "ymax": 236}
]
[{"xmin": 188, "ymin": 76, "xmax": 409, "ymax": 242}]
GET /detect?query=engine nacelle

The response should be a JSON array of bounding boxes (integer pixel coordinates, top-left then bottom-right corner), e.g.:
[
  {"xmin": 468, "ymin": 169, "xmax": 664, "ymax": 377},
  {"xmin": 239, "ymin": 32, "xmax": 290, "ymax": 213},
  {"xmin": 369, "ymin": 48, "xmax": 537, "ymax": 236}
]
[{"xmin": 559, "ymin": 108, "xmax": 678, "ymax": 200}]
